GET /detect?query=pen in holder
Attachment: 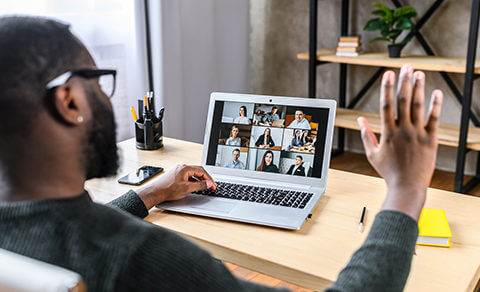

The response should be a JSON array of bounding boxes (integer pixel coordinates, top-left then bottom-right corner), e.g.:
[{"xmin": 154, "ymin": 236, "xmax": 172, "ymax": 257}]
[{"xmin": 134, "ymin": 92, "xmax": 164, "ymax": 150}]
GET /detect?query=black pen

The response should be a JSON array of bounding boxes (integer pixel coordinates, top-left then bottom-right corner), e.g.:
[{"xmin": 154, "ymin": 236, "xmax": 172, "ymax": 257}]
[
  {"xmin": 159, "ymin": 107, "xmax": 165, "ymax": 121},
  {"xmin": 358, "ymin": 207, "xmax": 366, "ymax": 232}
]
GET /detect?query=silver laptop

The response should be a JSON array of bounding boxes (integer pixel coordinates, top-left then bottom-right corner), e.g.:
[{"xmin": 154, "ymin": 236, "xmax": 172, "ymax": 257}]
[{"xmin": 157, "ymin": 93, "xmax": 336, "ymax": 230}]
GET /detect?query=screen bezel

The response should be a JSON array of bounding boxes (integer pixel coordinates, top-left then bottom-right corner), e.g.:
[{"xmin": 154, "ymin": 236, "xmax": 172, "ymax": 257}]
[{"xmin": 201, "ymin": 92, "xmax": 336, "ymax": 190}]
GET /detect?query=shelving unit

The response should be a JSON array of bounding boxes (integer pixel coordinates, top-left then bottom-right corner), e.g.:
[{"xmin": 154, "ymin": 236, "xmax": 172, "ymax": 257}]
[
  {"xmin": 300, "ymin": 0, "xmax": 480, "ymax": 193},
  {"xmin": 336, "ymin": 108, "xmax": 480, "ymax": 151}
]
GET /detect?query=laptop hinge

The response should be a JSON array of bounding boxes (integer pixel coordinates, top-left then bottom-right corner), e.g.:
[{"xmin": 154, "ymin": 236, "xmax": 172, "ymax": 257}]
[{"xmin": 212, "ymin": 174, "xmax": 312, "ymax": 190}]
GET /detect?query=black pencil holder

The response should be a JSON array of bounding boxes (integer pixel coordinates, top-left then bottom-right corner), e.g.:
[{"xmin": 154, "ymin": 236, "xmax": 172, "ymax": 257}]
[{"xmin": 135, "ymin": 119, "xmax": 163, "ymax": 150}]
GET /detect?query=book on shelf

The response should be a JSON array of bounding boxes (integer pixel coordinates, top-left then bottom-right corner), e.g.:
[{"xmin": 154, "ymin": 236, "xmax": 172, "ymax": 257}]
[
  {"xmin": 336, "ymin": 35, "xmax": 361, "ymax": 56},
  {"xmin": 337, "ymin": 42, "xmax": 361, "ymax": 47},
  {"xmin": 335, "ymin": 52, "xmax": 359, "ymax": 57},
  {"xmin": 339, "ymin": 36, "xmax": 360, "ymax": 42},
  {"xmin": 417, "ymin": 208, "xmax": 452, "ymax": 248},
  {"xmin": 336, "ymin": 46, "xmax": 362, "ymax": 53}
]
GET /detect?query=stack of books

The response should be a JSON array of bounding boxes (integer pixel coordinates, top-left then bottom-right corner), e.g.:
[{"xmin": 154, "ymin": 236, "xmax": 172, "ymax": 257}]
[{"xmin": 336, "ymin": 36, "xmax": 361, "ymax": 57}]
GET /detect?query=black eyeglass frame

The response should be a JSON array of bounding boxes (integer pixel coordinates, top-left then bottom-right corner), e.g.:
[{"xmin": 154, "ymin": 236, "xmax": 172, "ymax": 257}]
[{"xmin": 46, "ymin": 68, "xmax": 117, "ymax": 98}]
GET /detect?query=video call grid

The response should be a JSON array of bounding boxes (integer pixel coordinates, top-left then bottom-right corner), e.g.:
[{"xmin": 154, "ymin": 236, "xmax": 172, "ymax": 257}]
[{"xmin": 216, "ymin": 102, "xmax": 319, "ymax": 176}]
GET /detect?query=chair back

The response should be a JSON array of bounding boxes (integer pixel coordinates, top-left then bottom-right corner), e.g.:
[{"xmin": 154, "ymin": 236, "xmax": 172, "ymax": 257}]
[{"xmin": 0, "ymin": 249, "xmax": 85, "ymax": 292}]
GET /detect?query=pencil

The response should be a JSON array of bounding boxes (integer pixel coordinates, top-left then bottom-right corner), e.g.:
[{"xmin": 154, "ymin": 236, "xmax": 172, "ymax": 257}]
[
  {"xmin": 144, "ymin": 95, "xmax": 149, "ymax": 112},
  {"xmin": 130, "ymin": 106, "xmax": 138, "ymax": 121}
]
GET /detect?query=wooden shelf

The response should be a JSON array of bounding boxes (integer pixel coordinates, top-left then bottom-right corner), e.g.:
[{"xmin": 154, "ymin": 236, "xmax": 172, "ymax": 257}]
[
  {"xmin": 297, "ymin": 49, "xmax": 480, "ymax": 74},
  {"xmin": 335, "ymin": 108, "xmax": 480, "ymax": 151}
]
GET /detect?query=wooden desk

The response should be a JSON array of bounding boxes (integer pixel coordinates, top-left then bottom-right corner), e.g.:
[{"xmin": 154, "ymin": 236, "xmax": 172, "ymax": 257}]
[{"xmin": 86, "ymin": 138, "xmax": 480, "ymax": 291}]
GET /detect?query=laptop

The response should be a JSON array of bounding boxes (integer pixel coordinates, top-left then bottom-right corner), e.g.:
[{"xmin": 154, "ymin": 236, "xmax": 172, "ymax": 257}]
[
  {"xmin": 157, "ymin": 92, "xmax": 336, "ymax": 230},
  {"xmin": 271, "ymin": 118, "xmax": 285, "ymax": 127}
]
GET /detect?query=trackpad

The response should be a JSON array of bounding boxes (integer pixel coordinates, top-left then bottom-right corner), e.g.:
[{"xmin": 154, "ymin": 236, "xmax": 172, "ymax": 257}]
[
  {"xmin": 190, "ymin": 202, "xmax": 235, "ymax": 214},
  {"xmin": 161, "ymin": 195, "xmax": 236, "ymax": 214}
]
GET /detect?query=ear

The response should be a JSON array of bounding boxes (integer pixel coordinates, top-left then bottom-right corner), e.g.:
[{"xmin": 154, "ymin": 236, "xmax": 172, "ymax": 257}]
[{"xmin": 52, "ymin": 82, "xmax": 90, "ymax": 126}]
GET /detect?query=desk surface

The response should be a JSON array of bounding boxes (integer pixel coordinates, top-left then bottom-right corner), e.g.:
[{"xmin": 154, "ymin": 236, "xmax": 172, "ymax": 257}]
[{"xmin": 86, "ymin": 137, "xmax": 480, "ymax": 291}]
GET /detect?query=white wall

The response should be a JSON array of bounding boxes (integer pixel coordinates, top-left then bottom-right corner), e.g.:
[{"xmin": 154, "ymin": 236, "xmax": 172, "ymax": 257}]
[{"xmin": 151, "ymin": 0, "xmax": 250, "ymax": 143}]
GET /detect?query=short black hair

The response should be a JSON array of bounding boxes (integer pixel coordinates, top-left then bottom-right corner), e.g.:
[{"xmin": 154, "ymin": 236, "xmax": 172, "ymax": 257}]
[
  {"xmin": 232, "ymin": 148, "xmax": 240, "ymax": 154},
  {"xmin": 296, "ymin": 155, "xmax": 303, "ymax": 160},
  {"xmin": 0, "ymin": 16, "xmax": 90, "ymax": 154}
]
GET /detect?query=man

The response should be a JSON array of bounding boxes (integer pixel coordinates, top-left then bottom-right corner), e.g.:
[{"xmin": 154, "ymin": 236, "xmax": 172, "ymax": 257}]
[
  {"xmin": 286, "ymin": 156, "xmax": 306, "ymax": 176},
  {"xmin": 225, "ymin": 148, "xmax": 246, "ymax": 169},
  {"xmin": 287, "ymin": 109, "xmax": 311, "ymax": 129},
  {"xmin": 262, "ymin": 106, "xmax": 279, "ymax": 125},
  {"xmin": 0, "ymin": 16, "xmax": 443, "ymax": 292}
]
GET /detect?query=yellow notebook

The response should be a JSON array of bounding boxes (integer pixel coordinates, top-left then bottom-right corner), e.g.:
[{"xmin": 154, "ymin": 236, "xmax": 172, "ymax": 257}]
[{"xmin": 417, "ymin": 209, "xmax": 452, "ymax": 247}]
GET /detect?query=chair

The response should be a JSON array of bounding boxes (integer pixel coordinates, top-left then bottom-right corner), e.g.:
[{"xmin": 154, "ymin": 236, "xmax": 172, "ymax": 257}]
[{"xmin": 0, "ymin": 249, "xmax": 85, "ymax": 292}]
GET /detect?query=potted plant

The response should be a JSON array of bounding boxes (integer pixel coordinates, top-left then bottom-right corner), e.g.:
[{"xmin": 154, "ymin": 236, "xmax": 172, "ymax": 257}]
[{"xmin": 363, "ymin": 3, "xmax": 417, "ymax": 58}]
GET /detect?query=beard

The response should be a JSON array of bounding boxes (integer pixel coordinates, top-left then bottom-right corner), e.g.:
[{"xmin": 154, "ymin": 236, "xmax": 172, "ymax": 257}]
[{"xmin": 83, "ymin": 88, "xmax": 119, "ymax": 179}]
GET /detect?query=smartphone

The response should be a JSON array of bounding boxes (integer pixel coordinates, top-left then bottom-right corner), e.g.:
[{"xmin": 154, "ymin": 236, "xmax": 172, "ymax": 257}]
[{"xmin": 118, "ymin": 166, "xmax": 164, "ymax": 185}]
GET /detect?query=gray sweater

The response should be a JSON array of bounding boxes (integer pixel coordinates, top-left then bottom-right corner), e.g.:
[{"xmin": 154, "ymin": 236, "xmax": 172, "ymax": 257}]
[{"xmin": 0, "ymin": 190, "xmax": 418, "ymax": 291}]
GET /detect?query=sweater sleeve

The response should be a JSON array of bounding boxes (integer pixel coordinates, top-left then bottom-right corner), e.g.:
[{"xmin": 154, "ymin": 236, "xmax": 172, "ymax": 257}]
[
  {"xmin": 116, "ymin": 225, "xmax": 289, "ymax": 292},
  {"xmin": 106, "ymin": 190, "xmax": 149, "ymax": 219},
  {"xmin": 325, "ymin": 210, "xmax": 419, "ymax": 292}
]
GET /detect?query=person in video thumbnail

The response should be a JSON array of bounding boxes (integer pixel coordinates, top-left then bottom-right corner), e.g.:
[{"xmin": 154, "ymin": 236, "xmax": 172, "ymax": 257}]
[
  {"xmin": 261, "ymin": 106, "xmax": 279, "ymax": 125},
  {"xmin": 302, "ymin": 130, "xmax": 313, "ymax": 144},
  {"xmin": 256, "ymin": 150, "xmax": 279, "ymax": 173},
  {"xmin": 224, "ymin": 148, "xmax": 245, "ymax": 169},
  {"xmin": 286, "ymin": 155, "xmax": 306, "ymax": 176},
  {"xmin": 255, "ymin": 127, "xmax": 275, "ymax": 148},
  {"xmin": 290, "ymin": 129, "xmax": 305, "ymax": 148},
  {"xmin": 287, "ymin": 109, "xmax": 311, "ymax": 130},
  {"xmin": 233, "ymin": 106, "xmax": 250, "ymax": 125},
  {"xmin": 225, "ymin": 125, "xmax": 241, "ymax": 146}
]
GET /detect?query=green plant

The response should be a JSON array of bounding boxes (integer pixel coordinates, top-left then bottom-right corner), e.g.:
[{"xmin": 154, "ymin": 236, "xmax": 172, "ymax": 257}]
[{"xmin": 363, "ymin": 3, "xmax": 417, "ymax": 45}]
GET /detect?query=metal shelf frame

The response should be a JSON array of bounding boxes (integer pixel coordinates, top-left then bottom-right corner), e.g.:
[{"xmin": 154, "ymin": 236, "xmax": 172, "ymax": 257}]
[{"xmin": 307, "ymin": 0, "xmax": 480, "ymax": 193}]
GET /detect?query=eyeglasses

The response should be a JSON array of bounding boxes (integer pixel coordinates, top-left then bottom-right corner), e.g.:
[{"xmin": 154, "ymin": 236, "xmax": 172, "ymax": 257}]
[{"xmin": 46, "ymin": 68, "xmax": 117, "ymax": 98}]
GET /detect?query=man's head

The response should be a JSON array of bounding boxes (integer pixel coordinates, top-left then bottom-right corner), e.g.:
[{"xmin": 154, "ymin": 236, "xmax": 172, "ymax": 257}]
[
  {"xmin": 232, "ymin": 149, "xmax": 240, "ymax": 161},
  {"xmin": 295, "ymin": 155, "xmax": 303, "ymax": 166},
  {"xmin": 0, "ymin": 16, "xmax": 119, "ymax": 187},
  {"xmin": 271, "ymin": 106, "xmax": 278, "ymax": 115},
  {"xmin": 295, "ymin": 110, "xmax": 304, "ymax": 122}
]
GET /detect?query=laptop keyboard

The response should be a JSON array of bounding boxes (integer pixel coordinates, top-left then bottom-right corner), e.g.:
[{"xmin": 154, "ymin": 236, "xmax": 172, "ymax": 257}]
[{"xmin": 193, "ymin": 181, "xmax": 314, "ymax": 209}]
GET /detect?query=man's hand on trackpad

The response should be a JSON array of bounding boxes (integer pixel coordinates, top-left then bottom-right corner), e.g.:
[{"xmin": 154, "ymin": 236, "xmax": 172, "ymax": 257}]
[{"xmin": 136, "ymin": 165, "xmax": 217, "ymax": 210}]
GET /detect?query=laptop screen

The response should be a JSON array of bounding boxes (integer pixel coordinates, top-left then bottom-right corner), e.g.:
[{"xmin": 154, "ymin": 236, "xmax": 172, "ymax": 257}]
[{"xmin": 205, "ymin": 101, "xmax": 330, "ymax": 178}]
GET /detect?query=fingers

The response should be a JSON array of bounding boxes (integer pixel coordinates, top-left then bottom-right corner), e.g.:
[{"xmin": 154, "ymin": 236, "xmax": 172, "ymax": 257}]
[
  {"xmin": 411, "ymin": 71, "xmax": 425, "ymax": 126},
  {"xmin": 182, "ymin": 165, "xmax": 217, "ymax": 190},
  {"xmin": 425, "ymin": 90, "xmax": 444, "ymax": 136},
  {"xmin": 380, "ymin": 70, "xmax": 396, "ymax": 134},
  {"xmin": 396, "ymin": 65, "xmax": 414, "ymax": 125},
  {"xmin": 186, "ymin": 180, "xmax": 209, "ymax": 194},
  {"xmin": 357, "ymin": 117, "xmax": 379, "ymax": 157}
]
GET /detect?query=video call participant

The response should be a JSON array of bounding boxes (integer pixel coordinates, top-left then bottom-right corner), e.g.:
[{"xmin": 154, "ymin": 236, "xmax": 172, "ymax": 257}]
[
  {"xmin": 225, "ymin": 125, "xmax": 241, "ymax": 146},
  {"xmin": 287, "ymin": 109, "xmax": 311, "ymax": 130},
  {"xmin": 286, "ymin": 155, "xmax": 306, "ymax": 176},
  {"xmin": 233, "ymin": 106, "xmax": 250, "ymax": 125},
  {"xmin": 255, "ymin": 127, "xmax": 275, "ymax": 148},
  {"xmin": 256, "ymin": 150, "xmax": 279, "ymax": 173},
  {"xmin": 224, "ymin": 148, "xmax": 245, "ymax": 169},
  {"xmin": 290, "ymin": 129, "xmax": 305, "ymax": 148},
  {"xmin": 261, "ymin": 106, "xmax": 279, "ymax": 125},
  {"xmin": 302, "ymin": 130, "xmax": 313, "ymax": 144}
]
